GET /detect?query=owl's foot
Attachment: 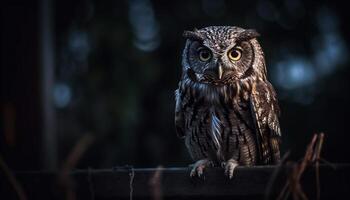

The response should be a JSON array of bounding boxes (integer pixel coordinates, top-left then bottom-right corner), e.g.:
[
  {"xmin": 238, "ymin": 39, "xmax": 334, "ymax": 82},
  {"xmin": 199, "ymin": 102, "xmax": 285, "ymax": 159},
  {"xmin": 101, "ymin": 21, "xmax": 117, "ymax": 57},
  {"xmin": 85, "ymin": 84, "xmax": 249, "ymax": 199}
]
[
  {"xmin": 190, "ymin": 159, "xmax": 213, "ymax": 178},
  {"xmin": 221, "ymin": 159, "xmax": 238, "ymax": 179}
]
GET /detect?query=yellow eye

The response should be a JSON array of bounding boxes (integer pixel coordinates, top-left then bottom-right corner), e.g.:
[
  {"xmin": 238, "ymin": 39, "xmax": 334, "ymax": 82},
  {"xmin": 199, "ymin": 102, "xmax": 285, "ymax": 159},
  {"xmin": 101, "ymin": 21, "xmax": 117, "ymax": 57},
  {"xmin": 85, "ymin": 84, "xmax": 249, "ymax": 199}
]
[
  {"xmin": 228, "ymin": 47, "xmax": 242, "ymax": 61},
  {"xmin": 198, "ymin": 48, "xmax": 212, "ymax": 62}
]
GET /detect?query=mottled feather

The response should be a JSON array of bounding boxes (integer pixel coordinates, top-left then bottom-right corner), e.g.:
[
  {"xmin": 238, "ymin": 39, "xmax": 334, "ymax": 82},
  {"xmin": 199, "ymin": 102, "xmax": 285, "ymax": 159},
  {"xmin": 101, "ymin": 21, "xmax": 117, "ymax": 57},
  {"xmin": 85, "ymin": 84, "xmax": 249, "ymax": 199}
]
[{"xmin": 175, "ymin": 26, "xmax": 281, "ymax": 171}]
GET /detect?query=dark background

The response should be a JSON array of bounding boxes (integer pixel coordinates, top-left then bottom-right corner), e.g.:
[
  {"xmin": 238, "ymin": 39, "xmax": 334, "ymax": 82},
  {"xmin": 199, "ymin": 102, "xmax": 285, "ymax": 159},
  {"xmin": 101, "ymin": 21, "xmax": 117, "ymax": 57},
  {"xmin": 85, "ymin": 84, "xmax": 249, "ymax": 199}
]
[{"xmin": 1, "ymin": 0, "xmax": 350, "ymax": 171}]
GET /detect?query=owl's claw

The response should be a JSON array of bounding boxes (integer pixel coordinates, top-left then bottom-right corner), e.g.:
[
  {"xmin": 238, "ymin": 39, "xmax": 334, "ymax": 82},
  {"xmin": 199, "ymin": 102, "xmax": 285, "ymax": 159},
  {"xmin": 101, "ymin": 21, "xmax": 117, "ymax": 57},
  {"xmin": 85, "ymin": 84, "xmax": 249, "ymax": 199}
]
[
  {"xmin": 222, "ymin": 159, "xmax": 238, "ymax": 179},
  {"xmin": 190, "ymin": 159, "xmax": 212, "ymax": 178}
]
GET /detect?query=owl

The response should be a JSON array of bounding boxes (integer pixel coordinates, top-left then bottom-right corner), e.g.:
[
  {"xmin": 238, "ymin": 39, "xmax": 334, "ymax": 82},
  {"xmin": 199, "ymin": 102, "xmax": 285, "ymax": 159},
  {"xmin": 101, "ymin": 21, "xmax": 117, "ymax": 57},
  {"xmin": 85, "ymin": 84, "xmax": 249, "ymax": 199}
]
[{"xmin": 175, "ymin": 26, "xmax": 281, "ymax": 178}]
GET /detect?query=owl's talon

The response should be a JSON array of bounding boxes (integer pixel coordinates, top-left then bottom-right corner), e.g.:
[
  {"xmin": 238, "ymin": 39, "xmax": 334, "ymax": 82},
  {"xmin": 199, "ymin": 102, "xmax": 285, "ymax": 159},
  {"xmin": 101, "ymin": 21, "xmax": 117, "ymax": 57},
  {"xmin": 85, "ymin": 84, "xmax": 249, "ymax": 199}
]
[
  {"xmin": 223, "ymin": 159, "xmax": 238, "ymax": 179},
  {"xmin": 190, "ymin": 159, "xmax": 212, "ymax": 178}
]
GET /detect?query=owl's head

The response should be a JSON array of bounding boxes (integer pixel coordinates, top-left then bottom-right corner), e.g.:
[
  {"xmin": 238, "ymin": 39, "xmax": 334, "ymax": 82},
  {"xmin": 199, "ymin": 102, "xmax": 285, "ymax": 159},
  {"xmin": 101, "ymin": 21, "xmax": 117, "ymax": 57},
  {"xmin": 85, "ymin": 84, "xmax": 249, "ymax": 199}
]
[{"xmin": 182, "ymin": 26, "xmax": 267, "ymax": 85}]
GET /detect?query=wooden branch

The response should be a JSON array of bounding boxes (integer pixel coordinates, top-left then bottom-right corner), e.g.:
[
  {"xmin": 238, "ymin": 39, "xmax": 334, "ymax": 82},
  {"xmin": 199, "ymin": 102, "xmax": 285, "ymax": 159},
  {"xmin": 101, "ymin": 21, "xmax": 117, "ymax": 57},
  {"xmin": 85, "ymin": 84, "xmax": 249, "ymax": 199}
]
[{"xmin": 1, "ymin": 165, "xmax": 349, "ymax": 200}]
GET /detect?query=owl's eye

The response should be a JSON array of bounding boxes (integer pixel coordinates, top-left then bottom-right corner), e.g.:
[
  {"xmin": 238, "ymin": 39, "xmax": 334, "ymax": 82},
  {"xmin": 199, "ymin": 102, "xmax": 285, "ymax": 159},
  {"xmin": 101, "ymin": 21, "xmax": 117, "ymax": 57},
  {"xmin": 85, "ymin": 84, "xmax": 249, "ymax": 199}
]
[
  {"xmin": 198, "ymin": 48, "xmax": 212, "ymax": 62},
  {"xmin": 228, "ymin": 47, "xmax": 242, "ymax": 61}
]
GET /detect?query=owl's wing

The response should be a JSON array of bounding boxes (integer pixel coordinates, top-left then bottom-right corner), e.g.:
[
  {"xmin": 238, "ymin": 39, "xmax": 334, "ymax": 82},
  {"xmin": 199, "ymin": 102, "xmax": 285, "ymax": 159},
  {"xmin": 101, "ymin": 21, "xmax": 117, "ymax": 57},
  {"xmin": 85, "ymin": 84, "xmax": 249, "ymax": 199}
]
[
  {"xmin": 175, "ymin": 88, "xmax": 186, "ymax": 138},
  {"xmin": 250, "ymin": 81, "xmax": 281, "ymax": 164}
]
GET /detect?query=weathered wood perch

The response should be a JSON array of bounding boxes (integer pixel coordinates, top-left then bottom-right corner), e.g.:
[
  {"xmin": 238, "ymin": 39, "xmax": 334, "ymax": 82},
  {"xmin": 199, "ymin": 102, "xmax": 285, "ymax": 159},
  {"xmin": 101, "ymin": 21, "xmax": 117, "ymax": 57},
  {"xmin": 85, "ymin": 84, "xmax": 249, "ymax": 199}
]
[{"xmin": 1, "ymin": 164, "xmax": 350, "ymax": 199}]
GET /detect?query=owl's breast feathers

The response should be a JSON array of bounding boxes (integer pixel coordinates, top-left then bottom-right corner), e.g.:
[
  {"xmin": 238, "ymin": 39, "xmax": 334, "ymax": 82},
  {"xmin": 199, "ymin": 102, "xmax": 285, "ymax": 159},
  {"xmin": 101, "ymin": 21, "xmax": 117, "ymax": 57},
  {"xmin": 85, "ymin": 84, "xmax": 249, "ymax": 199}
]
[{"xmin": 175, "ymin": 78, "xmax": 281, "ymax": 165}]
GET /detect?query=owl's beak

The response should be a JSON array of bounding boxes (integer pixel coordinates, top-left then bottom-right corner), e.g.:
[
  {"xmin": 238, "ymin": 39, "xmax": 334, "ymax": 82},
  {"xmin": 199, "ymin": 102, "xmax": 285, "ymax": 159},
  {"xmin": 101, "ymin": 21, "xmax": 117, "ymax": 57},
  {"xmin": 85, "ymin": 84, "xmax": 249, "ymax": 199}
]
[
  {"xmin": 218, "ymin": 65, "xmax": 223, "ymax": 80},
  {"xmin": 203, "ymin": 63, "xmax": 224, "ymax": 80}
]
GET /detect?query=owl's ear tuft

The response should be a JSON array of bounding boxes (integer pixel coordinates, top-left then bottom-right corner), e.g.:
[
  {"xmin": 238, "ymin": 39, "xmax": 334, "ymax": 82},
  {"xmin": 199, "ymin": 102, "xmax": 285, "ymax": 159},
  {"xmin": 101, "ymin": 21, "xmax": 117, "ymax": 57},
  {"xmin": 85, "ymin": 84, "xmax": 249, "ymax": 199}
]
[
  {"xmin": 237, "ymin": 29, "xmax": 260, "ymax": 42},
  {"xmin": 183, "ymin": 30, "xmax": 205, "ymax": 41}
]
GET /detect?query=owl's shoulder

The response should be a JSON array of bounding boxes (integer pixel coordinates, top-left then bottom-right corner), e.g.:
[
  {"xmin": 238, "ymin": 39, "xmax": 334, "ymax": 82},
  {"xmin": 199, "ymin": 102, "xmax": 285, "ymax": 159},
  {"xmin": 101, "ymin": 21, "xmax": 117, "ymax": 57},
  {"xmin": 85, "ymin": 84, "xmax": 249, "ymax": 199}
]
[
  {"xmin": 251, "ymin": 79, "xmax": 280, "ymax": 116},
  {"xmin": 250, "ymin": 79, "xmax": 281, "ymax": 137}
]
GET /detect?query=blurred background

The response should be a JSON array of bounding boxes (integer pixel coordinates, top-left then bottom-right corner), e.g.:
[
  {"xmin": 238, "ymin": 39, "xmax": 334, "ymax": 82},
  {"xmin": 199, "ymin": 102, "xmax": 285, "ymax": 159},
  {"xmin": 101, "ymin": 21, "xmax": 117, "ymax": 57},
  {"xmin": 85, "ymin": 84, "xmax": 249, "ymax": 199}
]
[{"xmin": 1, "ymin": 0, "xmax": 350, "ymax": 171}]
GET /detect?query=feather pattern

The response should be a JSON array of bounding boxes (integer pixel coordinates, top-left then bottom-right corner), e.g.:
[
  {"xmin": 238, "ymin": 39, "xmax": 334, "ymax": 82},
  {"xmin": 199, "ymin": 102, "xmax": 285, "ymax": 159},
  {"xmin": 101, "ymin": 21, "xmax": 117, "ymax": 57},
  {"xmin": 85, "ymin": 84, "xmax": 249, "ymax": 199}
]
[
  {"xmin": 175, "ymin": 26, "xmax": 281, "ymax": 167},
  {"xmin": 210, "ymin": 109, "xmax": 222, "ymax": 150}
]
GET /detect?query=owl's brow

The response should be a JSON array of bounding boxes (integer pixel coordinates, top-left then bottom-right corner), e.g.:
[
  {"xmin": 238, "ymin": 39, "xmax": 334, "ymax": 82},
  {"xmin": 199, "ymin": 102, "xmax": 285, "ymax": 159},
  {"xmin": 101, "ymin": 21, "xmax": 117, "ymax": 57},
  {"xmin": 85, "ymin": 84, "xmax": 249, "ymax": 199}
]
[
  {"xmin": 183, "ymin": 31, "xmax": 205, "ymax": 41},
  {"xmin": 235, "ymin": 29, "xmax": 260, "ymax": 42}
]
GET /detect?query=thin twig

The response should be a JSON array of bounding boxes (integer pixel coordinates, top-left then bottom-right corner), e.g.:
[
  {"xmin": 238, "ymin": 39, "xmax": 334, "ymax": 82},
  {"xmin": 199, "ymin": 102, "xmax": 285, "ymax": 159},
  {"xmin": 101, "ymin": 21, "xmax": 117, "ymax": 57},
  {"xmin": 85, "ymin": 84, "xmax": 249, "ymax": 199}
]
[
  {"xmin": 265, "ymin": 151, "xmax": 290, "ymax": 200},
  {"xmin": 58, "ymin": 134, "xmax": 95, "ymax": 200},
  {"xmin": 277, "ymin": 181, "xmax": 289, "ymax": 200},
  {"xmin": 149, "ymin": 165, "xmax": 163, "ymax": 200},
  {"xmin": 277, "ymin": 133, "xmax": 328, "ymax": 200},
  {"xmin": 314, "ymin": 133, "xmax": 324, "ymax": 200},
  {"xmin": 0, "ymin": 155, "xmax": 27, "ymax": 200},
  {"xmin": 277, "ymin": 161, "xmax": 293, "ymax": 200},
  {"xmin": 292, "ymin": 134, "xmax": 318, "ymax": 200}
]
